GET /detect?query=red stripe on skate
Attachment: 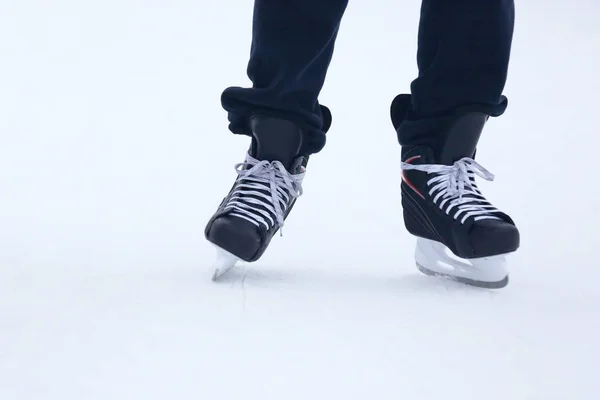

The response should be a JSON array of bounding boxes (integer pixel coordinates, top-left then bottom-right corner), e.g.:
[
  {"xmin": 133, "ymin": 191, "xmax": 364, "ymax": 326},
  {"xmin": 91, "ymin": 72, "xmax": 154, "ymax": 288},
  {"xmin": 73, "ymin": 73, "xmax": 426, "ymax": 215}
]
[{"xmin": 402, "ymin": 155, "xmax": 425, "ymax": 199}]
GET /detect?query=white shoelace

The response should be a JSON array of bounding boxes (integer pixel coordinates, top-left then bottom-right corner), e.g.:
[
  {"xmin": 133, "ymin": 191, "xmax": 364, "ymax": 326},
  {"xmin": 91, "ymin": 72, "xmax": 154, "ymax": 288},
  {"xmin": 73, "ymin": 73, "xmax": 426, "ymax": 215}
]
[
  {"xmin": 401, "ymin": 157, "xmax": 502, "ymax": 224},
  {"xmin": 224, "ymin": 153, "xmax": 305, "ymax": 234}
]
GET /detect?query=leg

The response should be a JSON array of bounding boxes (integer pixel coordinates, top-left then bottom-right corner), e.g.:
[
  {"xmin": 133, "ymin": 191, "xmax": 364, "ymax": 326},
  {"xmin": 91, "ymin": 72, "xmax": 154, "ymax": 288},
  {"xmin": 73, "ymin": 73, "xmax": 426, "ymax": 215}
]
[
  {"xmin": 391, "ymin": 0, "xmax": 519, "ymax": 288},
  {"xmin": 392, "ymin": 0, "xmax": 515, "ymax": 151},
  {"xmin": 207, "ymin": 0, "xmax": 349, "ymax": 274},
  {"xmin": 221, "ymin": 0, "xmax": 349, "ymax": 155},
  {"xmin": 412, "ymin": 0, "xmax": 514, "ymax": 119}
]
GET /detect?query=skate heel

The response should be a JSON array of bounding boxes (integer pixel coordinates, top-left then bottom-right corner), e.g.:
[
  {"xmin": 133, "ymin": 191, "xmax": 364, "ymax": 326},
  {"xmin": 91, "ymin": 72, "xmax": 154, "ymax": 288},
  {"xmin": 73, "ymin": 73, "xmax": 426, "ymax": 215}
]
[{"xmin": 415, "ymin": 238, "xmax": 509, "ymax": 289}]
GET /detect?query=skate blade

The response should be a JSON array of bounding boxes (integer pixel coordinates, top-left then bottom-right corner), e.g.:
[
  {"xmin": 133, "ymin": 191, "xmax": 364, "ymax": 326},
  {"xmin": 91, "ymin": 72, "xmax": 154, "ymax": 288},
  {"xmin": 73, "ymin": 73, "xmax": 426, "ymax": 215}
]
[
  {"xmin": 414, "ymin": 238, "xmax": 510, "ymax": 289},
  {"xmin": 416, "ymin": 262, "xmax": 509, "ymax": 289},
  {"xmin": 211, "ymin": 248, "xmax": 240, "ymax": 281}
]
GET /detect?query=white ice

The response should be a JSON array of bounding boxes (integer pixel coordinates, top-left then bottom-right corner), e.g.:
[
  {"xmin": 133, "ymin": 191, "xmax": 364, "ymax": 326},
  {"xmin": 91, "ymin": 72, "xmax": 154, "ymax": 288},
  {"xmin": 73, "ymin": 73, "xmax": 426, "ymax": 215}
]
[{"xmin": 1, "ymin": 1, "xmax": 599, "ymax": 399}]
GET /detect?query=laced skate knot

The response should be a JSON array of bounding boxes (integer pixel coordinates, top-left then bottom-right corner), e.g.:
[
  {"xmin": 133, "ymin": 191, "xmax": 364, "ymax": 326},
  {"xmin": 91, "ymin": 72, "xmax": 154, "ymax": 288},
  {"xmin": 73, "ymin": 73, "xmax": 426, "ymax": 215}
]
[
  {"xmin": 224, "ymin": 153, "xmax": 304, "ymax": 235},
  {"xmin": 401, "ymin": 157, "xmax": 502, "ymax": 224}
]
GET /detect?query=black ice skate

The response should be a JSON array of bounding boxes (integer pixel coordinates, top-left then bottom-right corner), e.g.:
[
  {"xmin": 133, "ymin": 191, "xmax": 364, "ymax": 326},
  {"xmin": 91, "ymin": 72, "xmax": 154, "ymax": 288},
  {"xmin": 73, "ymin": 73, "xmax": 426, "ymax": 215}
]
[
  {"xmin": 391, "ymin": 95, "xmax": 520, "ymax": 288},
  {"xmin": 205, "ymin": 116, "xmax": 308, "ymax": 280}
]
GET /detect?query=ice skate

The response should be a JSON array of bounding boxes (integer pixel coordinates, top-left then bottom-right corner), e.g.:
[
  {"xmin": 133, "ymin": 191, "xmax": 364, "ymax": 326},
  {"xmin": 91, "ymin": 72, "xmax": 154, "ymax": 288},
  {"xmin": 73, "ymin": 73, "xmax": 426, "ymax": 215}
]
[
  {"xmin": 391, "ymin": 94, "xmax": 520, "ymax": 288},
  {"xmin": 205, "ymin": 116, "xmax": 308, "ymax": 279}
]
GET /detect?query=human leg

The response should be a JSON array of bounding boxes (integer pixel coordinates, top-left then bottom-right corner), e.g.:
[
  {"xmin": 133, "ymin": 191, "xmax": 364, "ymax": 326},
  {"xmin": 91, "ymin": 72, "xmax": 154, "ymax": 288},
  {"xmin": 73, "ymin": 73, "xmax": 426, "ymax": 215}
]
[
  {"xmin": 391, "ymin": 0, "xmax": 519, "ymax": 288},
  {"xmin": 221, "ymin": 0, "xmax": 350, "ymax": 155},
  {"xmin": 207, "ymin": 0, "xmax": 349, "ymax": 276}
]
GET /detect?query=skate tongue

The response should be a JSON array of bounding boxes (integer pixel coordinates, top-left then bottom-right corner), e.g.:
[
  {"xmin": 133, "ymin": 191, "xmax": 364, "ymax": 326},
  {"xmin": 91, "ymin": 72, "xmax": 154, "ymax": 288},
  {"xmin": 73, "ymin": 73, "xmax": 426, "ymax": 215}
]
[
  {"xmin": 439, "ymin": 112, "xmax": 487, "ymax": 165},
  {"xmin": 250, "ymin": 116, "xmax": 303, "ymax": 170}
]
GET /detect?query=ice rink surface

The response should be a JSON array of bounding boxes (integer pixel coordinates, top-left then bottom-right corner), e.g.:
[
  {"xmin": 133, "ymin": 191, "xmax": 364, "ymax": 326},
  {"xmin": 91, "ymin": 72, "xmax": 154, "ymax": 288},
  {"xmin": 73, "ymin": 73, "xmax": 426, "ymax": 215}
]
[{"xmin": 1, "ymin": 1, "xmax": 599, "ymax": 399}]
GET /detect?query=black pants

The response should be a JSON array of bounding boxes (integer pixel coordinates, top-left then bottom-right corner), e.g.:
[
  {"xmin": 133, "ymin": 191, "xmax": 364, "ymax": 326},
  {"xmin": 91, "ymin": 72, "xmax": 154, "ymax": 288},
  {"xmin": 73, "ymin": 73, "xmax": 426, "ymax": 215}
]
[{"xmin": 221, "ymin": 0, "xmax": 515, "ymax": 155}]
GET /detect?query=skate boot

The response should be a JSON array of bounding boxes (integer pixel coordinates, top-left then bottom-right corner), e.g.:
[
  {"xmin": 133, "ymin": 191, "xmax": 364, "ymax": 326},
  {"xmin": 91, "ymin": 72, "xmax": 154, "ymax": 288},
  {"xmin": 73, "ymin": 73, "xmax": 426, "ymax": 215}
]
[
  {"xmin": 391, "ymin": 94, "xmax": 520, "ymax": 288},
  {"xmin": 205, "ymin": 116, "xmax": 308, "ymax": 280}
]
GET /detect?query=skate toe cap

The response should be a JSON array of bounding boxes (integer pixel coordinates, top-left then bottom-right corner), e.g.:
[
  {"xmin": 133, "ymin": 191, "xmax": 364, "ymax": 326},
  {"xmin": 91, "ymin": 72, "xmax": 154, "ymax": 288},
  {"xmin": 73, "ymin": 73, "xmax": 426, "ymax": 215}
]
[
  {"xmin": 469, "ymin": 219, "xmax": 520, "ymax": 257},
  {"xmin": 206, "ymin": 216, "xmax": 262, "ymax": 262}
]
